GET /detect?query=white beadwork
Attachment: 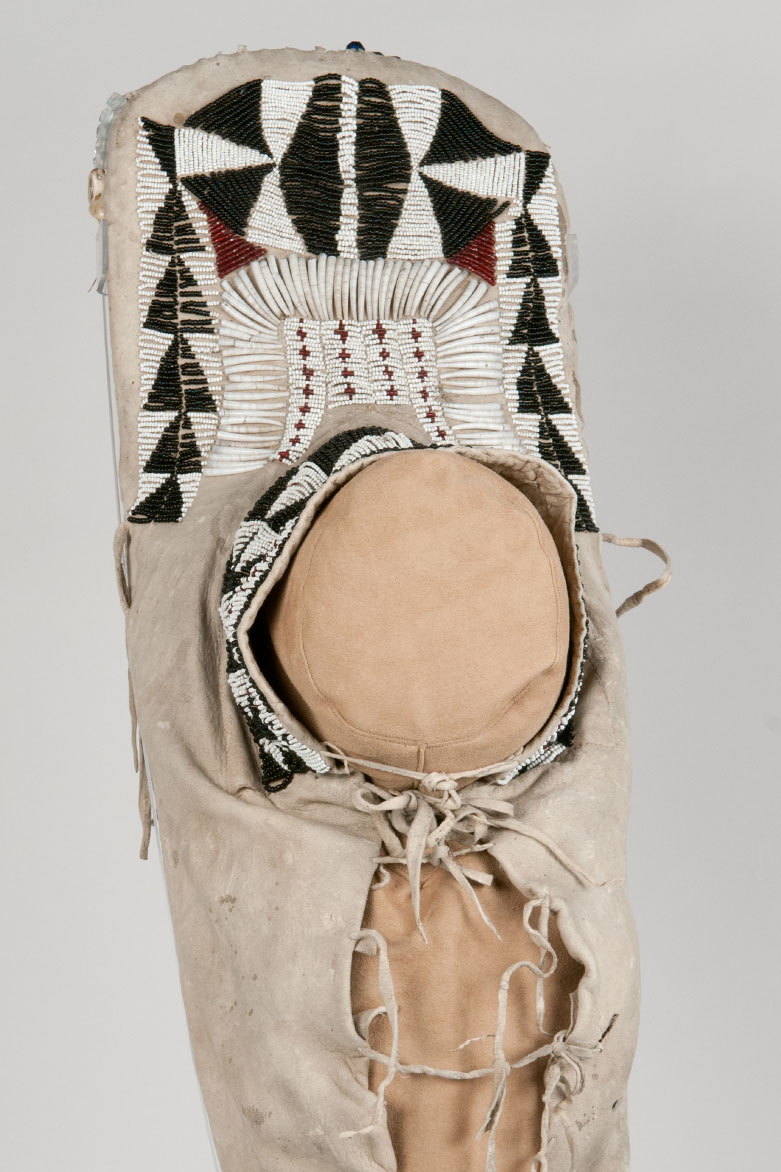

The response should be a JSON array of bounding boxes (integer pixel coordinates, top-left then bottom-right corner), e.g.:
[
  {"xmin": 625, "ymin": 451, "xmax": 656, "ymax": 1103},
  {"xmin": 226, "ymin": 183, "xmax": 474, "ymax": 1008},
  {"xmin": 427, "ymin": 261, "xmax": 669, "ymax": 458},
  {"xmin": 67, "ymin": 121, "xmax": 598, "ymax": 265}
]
[
  {"xmin": 134, "ymin": 122, "xmax": 223, "ymax": 515},
  {"xmin": 388, "ymin": 84, "xmax": 442, "ymax": 165},
  {"xmin": 266, "ymin": 462, "xmax": 329, "ymax": 519},
  {"xmin": 495, "ymin": 154, "xmax": 595, "ymax": 521},
  {"xmin": 261, "ymin": 79, "xmax": 313, "ymax": 161},
  {"xmin": 174, "ymin": 128, "xmax": 271, "ymax": 177},
  {"xmin": 134, "ymin": 79, "xmax": 595, "ymax": 524},
  {"xmin": 420, "ymin": 153, "xmax": 524, "ymax": 200},
  {"xmin": 526, "ymin": 160, "xmax": 563, "ymax": 257},
  {"xmin": 386, "ymin": 85, "xmax": 444, "ymax": 260},
  {"xmin": 336, "ymin": 77, "xmax": 359, "ymax": 257},
  {"xmin": 281, "ymin": 318, "xmax": 330, "ymax": 458},
  {"xmin": 243, "ymin": 80, "xmax": 314, "ymax": 252},
  {"xmin": 207, "ymin": 254, "xmax": 524, "ymax": 473},
  {"xmin": 195, "ymin": 76, "xmax": 526, "ymax": 264}
]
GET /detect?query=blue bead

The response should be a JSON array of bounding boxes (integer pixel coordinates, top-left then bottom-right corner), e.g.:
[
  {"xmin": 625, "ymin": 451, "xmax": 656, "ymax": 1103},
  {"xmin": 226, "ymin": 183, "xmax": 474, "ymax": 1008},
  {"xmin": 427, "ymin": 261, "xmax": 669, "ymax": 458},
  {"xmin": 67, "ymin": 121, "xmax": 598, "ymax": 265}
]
[{"xmin": 346, "ymin": 41, "xmax": 365, "ymax": 51}]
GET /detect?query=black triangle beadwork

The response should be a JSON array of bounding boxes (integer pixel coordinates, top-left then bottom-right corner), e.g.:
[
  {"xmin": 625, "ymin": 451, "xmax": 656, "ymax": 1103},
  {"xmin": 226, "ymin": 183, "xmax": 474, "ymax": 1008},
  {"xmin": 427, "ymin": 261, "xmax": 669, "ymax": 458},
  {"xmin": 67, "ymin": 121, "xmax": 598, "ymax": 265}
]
[
  {"xmin": 220, "ymin": 427, "xmax": 427, "ymax": 791},
  {"xmin": 130, "ymin": 79, "xmax": 597, "ymax": 531},
  {"xmin": 130, "ymin": 118, "xmax": 220, "ymax": 524}
]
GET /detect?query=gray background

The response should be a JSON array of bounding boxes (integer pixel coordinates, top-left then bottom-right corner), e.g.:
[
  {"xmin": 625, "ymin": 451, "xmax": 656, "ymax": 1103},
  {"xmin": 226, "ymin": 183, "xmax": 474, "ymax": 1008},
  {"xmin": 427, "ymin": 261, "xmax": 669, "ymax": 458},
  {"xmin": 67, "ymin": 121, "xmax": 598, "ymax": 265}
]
[{"xmin": 1, "ymin": 1, "xmax": 778, "ymax": 1167}]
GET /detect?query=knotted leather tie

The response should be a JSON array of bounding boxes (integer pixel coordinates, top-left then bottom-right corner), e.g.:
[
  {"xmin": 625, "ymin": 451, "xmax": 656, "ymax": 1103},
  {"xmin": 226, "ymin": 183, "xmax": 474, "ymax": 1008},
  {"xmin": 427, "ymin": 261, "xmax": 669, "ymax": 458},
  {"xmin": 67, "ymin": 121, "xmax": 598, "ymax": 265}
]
[{"xmin": 352, "ymin": 773, "xmax": 607, "ymax": 941}]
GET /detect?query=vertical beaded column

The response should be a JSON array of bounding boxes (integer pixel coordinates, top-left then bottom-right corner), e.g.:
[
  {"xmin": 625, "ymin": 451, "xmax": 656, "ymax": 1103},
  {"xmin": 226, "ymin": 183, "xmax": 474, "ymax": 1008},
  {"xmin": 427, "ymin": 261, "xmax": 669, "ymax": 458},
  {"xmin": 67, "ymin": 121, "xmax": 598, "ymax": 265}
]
[
  {"xmin": 132, "ymin": 118, "xmax": 222, "ymax": 522},
  {"xmin": 496, "ymin": 151, "xmax": 597, "ymax": 531}
]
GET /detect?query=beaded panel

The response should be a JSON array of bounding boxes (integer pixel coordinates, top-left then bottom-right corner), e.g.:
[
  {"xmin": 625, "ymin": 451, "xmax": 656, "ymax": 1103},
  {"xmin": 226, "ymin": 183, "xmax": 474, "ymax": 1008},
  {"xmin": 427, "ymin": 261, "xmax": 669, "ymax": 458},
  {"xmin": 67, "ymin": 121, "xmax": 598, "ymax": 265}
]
[
  {"xmin": 133, "ymin": 76, "xmax": 596, "ymax": 529},
  {"xmin": 281, "ymin": 317, "xmax": 450, "ymax": 458},
  {"xmin": 221, "ymin": 427, "xmax": 425, "ymax": 790},
  {"xmin": 132, "ymin": 120, "xmax": 224, "ymax": 522},
  {"xmin": 210, "ymin": 255, "xmax": 518, "ymax": 473},
  {"xmin": 495, "ymin": 152, "xmax": 597, "ymax": 531},
  {"xmin": 166, "ymin": 76, "xmax": 518, "ymax": 261}
]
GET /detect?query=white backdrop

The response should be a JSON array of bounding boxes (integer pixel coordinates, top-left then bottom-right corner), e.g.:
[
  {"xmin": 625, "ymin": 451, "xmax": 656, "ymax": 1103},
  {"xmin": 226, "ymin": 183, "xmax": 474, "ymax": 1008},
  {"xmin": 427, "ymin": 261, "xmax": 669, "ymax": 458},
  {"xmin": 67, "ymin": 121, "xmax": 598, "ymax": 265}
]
[{"xmin": 1, "ymin": 2, "xmax": 778, "ymax": 1168}]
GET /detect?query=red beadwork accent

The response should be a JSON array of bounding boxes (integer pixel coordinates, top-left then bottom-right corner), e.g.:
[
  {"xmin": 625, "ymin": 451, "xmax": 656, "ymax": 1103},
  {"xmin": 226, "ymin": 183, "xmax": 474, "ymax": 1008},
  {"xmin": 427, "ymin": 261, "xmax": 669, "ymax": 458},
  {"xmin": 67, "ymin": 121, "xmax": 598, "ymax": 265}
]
[
  {"xmin": 201, "ymin": 203, "xmax": 266, "ymax": 279},
  {"xmin": 447, "ymin": 220, "xmax": 497, "ymax": 285}
]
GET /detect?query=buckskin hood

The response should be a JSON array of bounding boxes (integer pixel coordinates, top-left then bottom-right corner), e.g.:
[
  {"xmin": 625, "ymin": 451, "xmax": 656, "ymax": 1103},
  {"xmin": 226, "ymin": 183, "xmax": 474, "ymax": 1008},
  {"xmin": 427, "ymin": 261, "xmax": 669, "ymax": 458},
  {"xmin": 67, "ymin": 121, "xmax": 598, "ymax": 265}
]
[{"xmin": 220, "ymin": 426, "xmax": 588, "ymax": 792}]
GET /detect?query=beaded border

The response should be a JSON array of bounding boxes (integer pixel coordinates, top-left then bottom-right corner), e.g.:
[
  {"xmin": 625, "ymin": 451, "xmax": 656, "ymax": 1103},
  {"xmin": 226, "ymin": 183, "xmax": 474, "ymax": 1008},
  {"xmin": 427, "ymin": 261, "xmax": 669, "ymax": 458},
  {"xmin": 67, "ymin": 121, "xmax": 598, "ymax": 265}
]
[
  {"xmin": 221, "ymin": 428, "xmax": 424, "ymax": 789},
  {"xmin": 495, "ymin": 152, "xmax": 597, "ymax": 531},
  {"xmin": 132, "ymin": 119, "xmax": 223, "ymax": 523}
]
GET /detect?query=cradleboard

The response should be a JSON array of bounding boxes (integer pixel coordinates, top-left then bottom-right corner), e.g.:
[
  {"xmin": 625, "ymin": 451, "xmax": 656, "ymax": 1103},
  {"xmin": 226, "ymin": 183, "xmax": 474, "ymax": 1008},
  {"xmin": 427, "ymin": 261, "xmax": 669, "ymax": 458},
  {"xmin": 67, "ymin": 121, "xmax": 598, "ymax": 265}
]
[{"xmin": 92, "ymin": 45, "xmax": 670, "ymax": 1172}]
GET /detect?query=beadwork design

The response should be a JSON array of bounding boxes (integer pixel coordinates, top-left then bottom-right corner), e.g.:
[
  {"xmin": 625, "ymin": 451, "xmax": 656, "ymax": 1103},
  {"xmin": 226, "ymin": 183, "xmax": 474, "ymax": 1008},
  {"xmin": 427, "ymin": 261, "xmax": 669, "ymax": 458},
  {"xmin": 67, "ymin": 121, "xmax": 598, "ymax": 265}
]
[
  {"xmin": 202, "ymin": 204, "xmax": 266, "ymax": 279},
  {"xmin": 280, "ymin": 317, "xmax": 451, "ymax": 459},
  {"xmin": 221, "ymin": 428, "xmax": 424, "ymax": 790},
  {"xmin": 148, "ymin": 76, "xmax": 518, "ymax": 270},
  {"xmin": 211, "ymin": 254, "xmax": 517, "ymax": 474},
  {"xmin": 132, "ymin": 119, "xmax": 223, "ymax": 522},
  {"xmin": 134, "ymin": 77, "xmax": 596, "ymax": 528},
  {"xmin": 495, "ymin": 152, "xmax": 597, "ymax": 531}
]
